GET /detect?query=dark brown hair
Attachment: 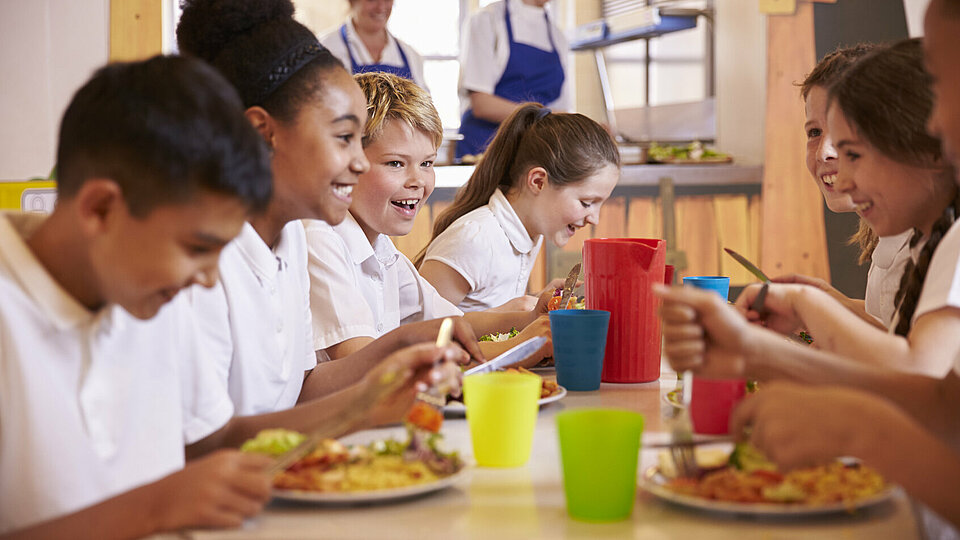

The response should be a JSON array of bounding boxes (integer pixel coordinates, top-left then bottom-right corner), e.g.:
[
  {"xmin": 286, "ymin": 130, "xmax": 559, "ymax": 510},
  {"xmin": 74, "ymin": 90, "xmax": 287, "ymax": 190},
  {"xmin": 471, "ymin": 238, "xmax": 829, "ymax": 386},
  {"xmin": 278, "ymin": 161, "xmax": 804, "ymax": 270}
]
[
  {"xmin": 802, "ymin": 43, "xmax": 880, "ymax": 263},
  {"xmin": 830, "ymin": 38, "xmax": 955, "ymax": 335},
  {"xmin": 414, "ymin": 103, "xmax": 620, "ymax": 266}
]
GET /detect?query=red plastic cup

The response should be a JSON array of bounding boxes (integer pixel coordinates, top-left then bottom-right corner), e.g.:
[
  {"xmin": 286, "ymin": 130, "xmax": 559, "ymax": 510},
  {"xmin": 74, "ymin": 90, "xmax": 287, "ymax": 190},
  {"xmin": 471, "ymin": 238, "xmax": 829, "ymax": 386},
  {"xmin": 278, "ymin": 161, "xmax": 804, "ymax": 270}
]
[{"xmin": 689, "ymin": 377, "xmax": 746, "ymax": 435}]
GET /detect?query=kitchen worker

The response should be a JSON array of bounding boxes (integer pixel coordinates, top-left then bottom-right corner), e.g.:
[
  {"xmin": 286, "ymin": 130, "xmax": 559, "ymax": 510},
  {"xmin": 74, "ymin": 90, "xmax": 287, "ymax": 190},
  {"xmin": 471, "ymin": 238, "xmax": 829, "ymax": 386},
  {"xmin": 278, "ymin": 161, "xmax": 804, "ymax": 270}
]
[
  {"xmin": 456, "ymin": 0, "xmax": 572, "ymax": 161},
  {"xmin": 320, "ymin": 0, "xmax": 427, "ymax": 89}
]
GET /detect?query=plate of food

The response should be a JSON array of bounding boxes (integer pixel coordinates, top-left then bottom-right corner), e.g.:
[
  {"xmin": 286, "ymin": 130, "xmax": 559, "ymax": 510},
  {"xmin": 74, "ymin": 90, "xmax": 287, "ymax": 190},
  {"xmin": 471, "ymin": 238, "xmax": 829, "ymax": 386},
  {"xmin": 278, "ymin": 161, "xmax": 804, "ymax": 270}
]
[
  {"xmin": 242, "ymin": 429, "xmax": 467, "ymax": 504},
  {"xmin": 639, "ymin": 442, "xmax": 895, "ymax": 516},
  {"xmin": 647, "ymin": 141, "xmax": 732, "ymax": 164},
  {"xmin": 444, "ymin": 367, "xmax": 566, "ymax": 415}
]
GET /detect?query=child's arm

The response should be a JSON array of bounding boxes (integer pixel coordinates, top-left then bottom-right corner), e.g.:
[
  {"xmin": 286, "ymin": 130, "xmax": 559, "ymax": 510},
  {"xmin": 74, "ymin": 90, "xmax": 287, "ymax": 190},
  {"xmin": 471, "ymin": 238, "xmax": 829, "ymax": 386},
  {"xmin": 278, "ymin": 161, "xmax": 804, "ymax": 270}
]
[
  {"xmin": 468, "ymin": 91, "xmax": 523, "ymax": 124},
  {"xmin": 772, "ymin": 273, "xmax": 884, "ymax": 329},
  {"xmin": 1, "ymin": 450, "xmax": 272, "ymax": 540},
  {"xmin": 419, "ymin": 260, "xmax": 471, "ymax": 307}
]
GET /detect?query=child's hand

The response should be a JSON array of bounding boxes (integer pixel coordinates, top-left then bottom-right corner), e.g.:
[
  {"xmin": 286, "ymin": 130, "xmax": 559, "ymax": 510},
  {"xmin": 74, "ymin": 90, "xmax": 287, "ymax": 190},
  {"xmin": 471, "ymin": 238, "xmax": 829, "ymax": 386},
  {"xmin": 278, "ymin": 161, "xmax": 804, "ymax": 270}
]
[
  {"xmin": 362, "ymin": 344, "xmax": 464, "ymax": 425},
  {"xmin": 514, "ymin": 315, "xmax": 553, "ymax": 367},
  {"xmin": 654, "ymin": 284, "xmax": 752, "ymax": 378},
  {"xmin": 491, "ymin": 295, "xmax": 538, "ymax": 312},
  {"xmin": 730, "ymin": 382, "xmax": 901, "ymax": 470},
  {"xmin": 154, "ymin": 450, "xmax": 272, "ymax": 530},
  {"xmin": 733, "ymin": 283, "xmax": 805, "ymax": 335}
]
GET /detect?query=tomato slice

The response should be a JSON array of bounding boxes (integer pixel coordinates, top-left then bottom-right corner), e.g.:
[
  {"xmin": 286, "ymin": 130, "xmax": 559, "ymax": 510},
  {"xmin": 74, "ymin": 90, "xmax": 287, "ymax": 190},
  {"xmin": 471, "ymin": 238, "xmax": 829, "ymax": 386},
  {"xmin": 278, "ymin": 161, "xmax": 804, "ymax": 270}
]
[
  {"xmin": 405, "ymin": 401, "xmax": 443, "ymax": 433},
  {"xmin": 750, "ymin": 469, "xmax": 784, "ymax": 483}
]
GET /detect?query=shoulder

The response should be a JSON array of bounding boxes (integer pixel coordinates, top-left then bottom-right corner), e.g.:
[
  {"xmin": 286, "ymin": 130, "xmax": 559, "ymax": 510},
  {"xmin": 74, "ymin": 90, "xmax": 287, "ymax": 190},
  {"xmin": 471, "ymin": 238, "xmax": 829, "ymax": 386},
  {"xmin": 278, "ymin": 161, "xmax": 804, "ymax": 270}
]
[{"xmin": 430, "ymin": 207, "xmax": 500, "ymax": 251}]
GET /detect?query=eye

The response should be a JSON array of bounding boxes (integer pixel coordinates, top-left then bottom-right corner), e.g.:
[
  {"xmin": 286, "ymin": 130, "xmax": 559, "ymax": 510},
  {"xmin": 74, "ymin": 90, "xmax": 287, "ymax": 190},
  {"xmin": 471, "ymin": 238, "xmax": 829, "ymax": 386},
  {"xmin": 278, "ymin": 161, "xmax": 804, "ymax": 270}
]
[
  {"xmin": 385, "ymin": 160, "xmax": 403, "ymax": 168},
  {"xmin": 806, "ymin": 127, "xmax": 822, "ymax": 139},
  {"xmin": 845, "ymin": 150, "xmax": 860, "ymax": 162},
  {"xmin": 421, "ymin": 160, "xmax": 434, "ymax": 168},
  {"xmin": 580, "ymin": 201, "xmax": 592, "ymax": 209},
  {"xmin": 337, "ymin": 131, "xmax": 358, "ymax": 144},
  {"xmin": 186, "ymin": 244, "xmax": 215, "ymax": 256}
]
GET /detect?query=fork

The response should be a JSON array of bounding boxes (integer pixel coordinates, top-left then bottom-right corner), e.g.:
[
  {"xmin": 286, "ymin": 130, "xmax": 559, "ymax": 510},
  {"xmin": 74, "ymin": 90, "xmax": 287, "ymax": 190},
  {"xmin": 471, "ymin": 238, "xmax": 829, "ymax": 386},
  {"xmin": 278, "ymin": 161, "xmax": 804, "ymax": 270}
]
[{"xmin": 669, "ymin": 371, "xmax": 700, "ymax": 478}]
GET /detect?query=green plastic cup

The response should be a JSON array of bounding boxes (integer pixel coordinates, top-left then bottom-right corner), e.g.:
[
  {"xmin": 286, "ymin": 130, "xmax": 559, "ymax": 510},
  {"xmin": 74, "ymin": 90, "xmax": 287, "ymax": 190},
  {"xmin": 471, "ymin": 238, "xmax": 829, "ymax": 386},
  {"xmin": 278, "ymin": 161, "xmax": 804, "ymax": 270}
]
[
  {"xmin": 556, "ymin": 408, "xmax": 644, "ymax": 521},
  {"xmin": 464, "ymin": 371, "xmax": 541, "ymax": 467}
]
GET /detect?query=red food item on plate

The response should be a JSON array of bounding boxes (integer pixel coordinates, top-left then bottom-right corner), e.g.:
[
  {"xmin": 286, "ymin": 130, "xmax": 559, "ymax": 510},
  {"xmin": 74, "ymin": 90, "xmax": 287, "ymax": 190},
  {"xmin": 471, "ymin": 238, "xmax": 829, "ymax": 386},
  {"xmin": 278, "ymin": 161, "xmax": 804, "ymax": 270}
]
[{"xmin": 405, "ymin": 401, "xmax": 443, "ymax": 433}]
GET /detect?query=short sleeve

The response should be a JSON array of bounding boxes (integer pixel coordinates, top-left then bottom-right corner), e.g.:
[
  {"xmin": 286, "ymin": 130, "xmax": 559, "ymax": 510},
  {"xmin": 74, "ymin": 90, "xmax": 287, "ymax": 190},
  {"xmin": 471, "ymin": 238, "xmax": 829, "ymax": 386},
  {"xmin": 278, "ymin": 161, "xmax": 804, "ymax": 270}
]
[
  {"xmin": 396, "ymin": 254, "xmax": 463, "ymax": 324},
  {"xmin": 178, "ymin": 289, "xmax": 235, "ymax": 444},
  {"xmin": 423, "ymin": 219, "xmax": 490, "ymax": 292},
  {"xmin": 459, "ymin": 9, "xmax": 504, "ymax": 96},
  {"xmin": 304, "ymin": 221, "xmax": 378, "ymax": 351},
  {"xmin": 914, "ymin": 222, "xmax": 960, "ymax": 322},
  {"xmin": 319, "ymin": 27, "xmax": 351, "ymax": 71}
]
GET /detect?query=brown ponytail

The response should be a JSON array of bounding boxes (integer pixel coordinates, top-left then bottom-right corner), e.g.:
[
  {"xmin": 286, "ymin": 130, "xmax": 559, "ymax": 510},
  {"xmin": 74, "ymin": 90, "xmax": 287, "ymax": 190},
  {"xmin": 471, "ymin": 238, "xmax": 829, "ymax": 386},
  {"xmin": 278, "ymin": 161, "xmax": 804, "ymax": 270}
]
[
  {"xmin": 414, "ymin": 103, "xmax": 619, "ymax": 266},
  {"xmin": 849, "ymin": 219, "xmax": 879, "ymax": 265}
]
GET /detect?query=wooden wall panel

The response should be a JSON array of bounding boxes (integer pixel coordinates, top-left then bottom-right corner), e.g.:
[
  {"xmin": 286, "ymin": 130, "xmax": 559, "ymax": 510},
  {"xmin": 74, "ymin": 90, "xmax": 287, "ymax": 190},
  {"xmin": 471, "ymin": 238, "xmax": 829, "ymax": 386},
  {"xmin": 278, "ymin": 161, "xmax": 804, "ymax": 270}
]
[
  {"xmin": 760, "ymin": 2, "xmax": 830, "ymax": 281},
  {"xmin": 594, "ymin": 196, "xmax": 627, "ymax": 239},
  {"xmin": 627, "ymin": 198, "xmax": 662, "ymax": 240},
  {"xmin": 714, "ymin": 195, "xmax": 755, "ymax": 285},
  {"xmin": 109, "ymin": 0, "xmax": 162, "ymax": 62},
  {"xmin": 675, "ymin": 196, "xmax": 719, "ymax": 277}
]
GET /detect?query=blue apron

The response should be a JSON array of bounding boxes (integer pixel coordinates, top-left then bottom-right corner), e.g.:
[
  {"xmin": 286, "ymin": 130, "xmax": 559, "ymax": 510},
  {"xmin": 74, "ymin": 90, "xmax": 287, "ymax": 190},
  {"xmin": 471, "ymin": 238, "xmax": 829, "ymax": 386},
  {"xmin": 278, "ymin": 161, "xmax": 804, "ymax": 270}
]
[
  {"xmin": 340, "ymin": 24, "xmax": 414, "ymax": 81},
  {"xmin": 456, "ymin": 2, "xmax": 565, "ymax": 159}
]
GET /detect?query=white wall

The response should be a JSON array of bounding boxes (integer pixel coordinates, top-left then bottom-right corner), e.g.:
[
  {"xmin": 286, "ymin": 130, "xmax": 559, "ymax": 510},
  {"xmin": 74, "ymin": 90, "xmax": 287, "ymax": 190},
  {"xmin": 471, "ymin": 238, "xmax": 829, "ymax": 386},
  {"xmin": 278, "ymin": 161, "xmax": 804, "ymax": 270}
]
[
  {"xmin": 0, "ymin": 0, "xmax": 108, "ymax": 180},
  {"xmin": 714, "ymin": 0, "xmax": 766, "ymax": 166}
]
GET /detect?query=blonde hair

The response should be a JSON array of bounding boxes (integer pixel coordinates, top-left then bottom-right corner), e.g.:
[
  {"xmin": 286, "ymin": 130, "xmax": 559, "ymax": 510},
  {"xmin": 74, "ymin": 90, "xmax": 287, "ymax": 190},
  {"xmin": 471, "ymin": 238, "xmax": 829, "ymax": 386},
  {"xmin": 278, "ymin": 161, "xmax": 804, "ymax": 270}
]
[{"xmin": 353, "ymin": 72, "xmax": 442, "ymax": 149}]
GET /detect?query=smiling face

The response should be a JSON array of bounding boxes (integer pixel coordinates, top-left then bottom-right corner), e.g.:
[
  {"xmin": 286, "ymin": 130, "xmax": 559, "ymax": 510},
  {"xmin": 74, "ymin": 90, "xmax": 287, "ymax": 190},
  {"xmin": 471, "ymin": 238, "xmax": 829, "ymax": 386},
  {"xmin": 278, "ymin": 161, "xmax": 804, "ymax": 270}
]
[
  {"xmin": 351, "ymin": 120, "xmax": 437, "ymax": 243},
  {"xmin": 269, "ymin": 68, "xmax": 370, "ymax": 225},
  {"xmin": 351, "ymin": 0, "xmax": 393, "ymax": 33},
  {"xmin": 828, "ymin": 105, "xmax": 946, "ymax": 237},
  {"xmin": 91, "ymin": 190, "xmax": 248, "ymax": 319},
  {"xmin": 925, "ymin": 0, "xmax": 960, "ymax": 182},
  {"xmin": 529, "ymin": 164, "xmax": 619, "ymax": 247},
  {"xmin": 805, "ymin": 86, "xmax": 855, "ymax": 212}
]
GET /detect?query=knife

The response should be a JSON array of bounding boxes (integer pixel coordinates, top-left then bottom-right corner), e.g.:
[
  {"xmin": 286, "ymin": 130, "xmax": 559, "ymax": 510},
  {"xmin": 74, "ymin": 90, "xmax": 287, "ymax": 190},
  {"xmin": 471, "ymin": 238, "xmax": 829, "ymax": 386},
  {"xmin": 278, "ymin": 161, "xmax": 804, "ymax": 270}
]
[
  {"xmin": 464, "ymin": 336, "xmax": 548, "ymax": 376},
  {"xmin": 723, "ymin": 248, "xmax": 769, "ymax": 283},
  {"xmin": 558, "ymin": 263, "xmax": 581, "ymax": 310}
]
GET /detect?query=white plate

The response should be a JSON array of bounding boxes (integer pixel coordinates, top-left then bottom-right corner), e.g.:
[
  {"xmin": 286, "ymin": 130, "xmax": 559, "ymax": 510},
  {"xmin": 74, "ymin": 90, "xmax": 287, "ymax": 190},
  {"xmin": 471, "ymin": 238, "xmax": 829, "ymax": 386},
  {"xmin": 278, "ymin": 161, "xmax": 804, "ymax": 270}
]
[
  {"xmin": 272, "ymin": 464, "xmax": 469, "ymax": 504},
  {"xmin": 638, "ymin": 465, "xmax": 897, "ymax": 516},
  {"xmin": 443, "ymin": 386, "xmax": 567, "ymax": 415}
]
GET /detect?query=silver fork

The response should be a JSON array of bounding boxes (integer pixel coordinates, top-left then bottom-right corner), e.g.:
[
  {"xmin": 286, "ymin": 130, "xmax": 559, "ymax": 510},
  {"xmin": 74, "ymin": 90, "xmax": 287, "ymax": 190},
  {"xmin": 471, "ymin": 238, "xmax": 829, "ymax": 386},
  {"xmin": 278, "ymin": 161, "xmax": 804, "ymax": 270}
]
[{"xmin": 669, "ymin": 371, "xmax": 700, "ymax": 478}]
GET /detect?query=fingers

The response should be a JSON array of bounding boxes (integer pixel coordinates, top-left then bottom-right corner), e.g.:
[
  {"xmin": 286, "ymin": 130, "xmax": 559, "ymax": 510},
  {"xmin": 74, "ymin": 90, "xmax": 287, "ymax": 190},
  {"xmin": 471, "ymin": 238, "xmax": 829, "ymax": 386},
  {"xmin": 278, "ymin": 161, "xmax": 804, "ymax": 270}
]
[
  {"xmin": 653, "ymin": 283, "xmax": 727, "ymax": 314},
  {"xmin": 451, "ymin": 318, "xmax": 484, "ymax": 361},
  {"xmin": 732, "ymin": 283, "xmax": 763, "ymax": 312}
]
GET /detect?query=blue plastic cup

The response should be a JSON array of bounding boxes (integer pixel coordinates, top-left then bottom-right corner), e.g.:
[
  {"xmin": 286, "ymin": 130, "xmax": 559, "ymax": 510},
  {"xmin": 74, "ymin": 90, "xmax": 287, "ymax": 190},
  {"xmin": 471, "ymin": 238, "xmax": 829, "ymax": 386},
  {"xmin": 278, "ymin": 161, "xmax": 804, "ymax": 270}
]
[
  {"xmin": 548, "ymin": 309, "xmax": 611, "ymax": 391},
  {"xmin": 682, "ymin": 276, "xmax": 730, "ymax": 302}
]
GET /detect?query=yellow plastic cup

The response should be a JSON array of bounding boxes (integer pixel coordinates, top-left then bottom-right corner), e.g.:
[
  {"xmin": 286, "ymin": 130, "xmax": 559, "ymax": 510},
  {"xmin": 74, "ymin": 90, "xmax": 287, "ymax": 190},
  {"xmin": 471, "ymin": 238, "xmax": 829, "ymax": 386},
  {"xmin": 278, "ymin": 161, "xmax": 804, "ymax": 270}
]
[{"xmin": 463, "ymin": 371, "xmax": 541, "ymax": 467}]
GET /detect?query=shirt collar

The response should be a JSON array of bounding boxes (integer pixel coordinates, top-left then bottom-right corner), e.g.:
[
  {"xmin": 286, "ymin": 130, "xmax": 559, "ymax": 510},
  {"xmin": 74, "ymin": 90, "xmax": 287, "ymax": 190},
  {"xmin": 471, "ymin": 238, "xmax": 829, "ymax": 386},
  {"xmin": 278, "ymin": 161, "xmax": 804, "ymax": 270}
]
[
  {"xmin": 337, "ymin": 213, "xmax": 401, "ymax": 268},
  {"xmin": 232, "ymin": 222, "xmax": 288, "ymax": 282},
  {"xmin": 345, "ymin": 18, "xmax": 398, "ymax": 60},
  {"xmin": 489, "ymin": 188, "xmax": 539, "ymax": 254},
  {"xmin": 0, "ymin": 212, "xmax": 97, "ymax": 330}
]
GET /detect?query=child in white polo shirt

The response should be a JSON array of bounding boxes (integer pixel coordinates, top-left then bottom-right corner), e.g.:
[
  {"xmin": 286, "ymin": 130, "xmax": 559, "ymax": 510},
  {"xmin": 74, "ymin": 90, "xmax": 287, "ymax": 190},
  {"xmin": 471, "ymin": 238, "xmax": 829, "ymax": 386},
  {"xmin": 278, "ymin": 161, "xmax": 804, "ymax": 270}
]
[
  {"xmin": 305, "ymin": 71, "xmax": 552, "ymax": 365},
  {"xmin": 416, "ymin": 104, "xmax": 621, "ymax": 312},
  {"xmin": 177, "ymin": 0, "xmax": 475, "ymax": 417},
  {"xmin": 0, "ymin": 56, "xmax": 276, "ymax": 538}
]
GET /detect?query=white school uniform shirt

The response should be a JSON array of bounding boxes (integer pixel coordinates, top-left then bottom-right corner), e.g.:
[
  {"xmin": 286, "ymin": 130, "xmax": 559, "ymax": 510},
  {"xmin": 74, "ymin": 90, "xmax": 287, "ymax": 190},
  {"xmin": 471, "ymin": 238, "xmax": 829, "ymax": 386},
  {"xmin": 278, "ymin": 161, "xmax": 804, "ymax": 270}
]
[
  {"xmin": 913, "ymin": 220, "xmax": 960, "ymax": 326},
  {"xmin": 458, "ymin": 0, "xmax": 572, "ymax": 115},
  {"xmin": 422, "ymin": 188, "xmax": 543, "ymax": 312},
  {"xmin": 0, "ymin": 212, "xmax": 232, "ymax": 533},
  {"xmin": 320, "ymin": 20, "xmax": 428, "ymax": 90},
  {"xmin": 304, "ymin": 214, "xmax": 462, "ymax": 354},
  {"xmin": 864, "ymin": 230, "xmax": 912, "ymax": 328},
  {"xmin": 189, "ymin": 221, "xmax": 316, "ymax": 416}
]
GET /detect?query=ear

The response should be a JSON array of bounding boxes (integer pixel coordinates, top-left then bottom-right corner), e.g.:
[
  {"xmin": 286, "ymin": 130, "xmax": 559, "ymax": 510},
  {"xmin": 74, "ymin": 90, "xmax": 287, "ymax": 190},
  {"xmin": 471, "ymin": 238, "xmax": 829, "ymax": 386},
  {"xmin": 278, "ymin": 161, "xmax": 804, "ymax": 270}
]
[
  {"xmin": 73, "ymin": 179, "xmax": 126, "ymax": 236},
  {"xmin": 245, "ymin": 106, "xmax": 276, "ymax": 149},
  {"xmin": 523, "ymin": 167, "xmax": 549, "ymax": 195}
]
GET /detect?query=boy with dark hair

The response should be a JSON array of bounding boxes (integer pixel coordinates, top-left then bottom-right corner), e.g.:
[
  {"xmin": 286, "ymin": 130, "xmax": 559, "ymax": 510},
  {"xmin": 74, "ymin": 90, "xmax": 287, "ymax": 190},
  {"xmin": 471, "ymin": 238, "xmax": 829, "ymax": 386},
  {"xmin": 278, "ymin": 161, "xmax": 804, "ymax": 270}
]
[{"xmin": 0, "ymin": 55, "xmax": 275, "ymax": 538}]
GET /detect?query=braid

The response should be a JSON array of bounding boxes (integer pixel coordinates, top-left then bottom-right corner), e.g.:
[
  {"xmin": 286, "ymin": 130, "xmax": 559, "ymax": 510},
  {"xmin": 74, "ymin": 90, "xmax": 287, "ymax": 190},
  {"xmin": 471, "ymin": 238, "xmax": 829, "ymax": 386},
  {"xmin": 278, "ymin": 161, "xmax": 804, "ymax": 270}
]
[{"xmin": 893, "ymin": 198, "xmax": 960, "ymax": 335}]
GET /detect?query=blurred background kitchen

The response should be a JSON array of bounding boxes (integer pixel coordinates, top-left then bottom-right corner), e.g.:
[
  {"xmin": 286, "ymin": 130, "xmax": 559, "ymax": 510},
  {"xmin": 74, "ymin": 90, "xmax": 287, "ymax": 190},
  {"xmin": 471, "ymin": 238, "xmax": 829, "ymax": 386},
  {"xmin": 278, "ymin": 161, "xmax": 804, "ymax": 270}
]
[{"xmin": 0, "ymin": 0, "xmax": 932, "ymax": 298}]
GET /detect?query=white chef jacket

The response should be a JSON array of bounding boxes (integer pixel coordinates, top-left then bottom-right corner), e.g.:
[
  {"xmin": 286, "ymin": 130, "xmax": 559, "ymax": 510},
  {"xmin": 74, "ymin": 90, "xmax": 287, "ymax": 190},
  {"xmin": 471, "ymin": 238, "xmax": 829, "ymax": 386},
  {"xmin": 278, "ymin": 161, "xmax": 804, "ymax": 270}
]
[
  {"xmin": 422, "ymin": 188, "xmax": 543, "ymax": 312},
  {"xmin": 320, "ymin": 19, "xmax": 428, "ymax": 90},
  {"xmin": 304, "ymin": 213, "xmax": 462, "ymax": 353},
  {"xmin": 458, "ymin": 0, "xmax": 572, "ymax": 115},
  {"xmin": 0, "ymin": 212, "xmax": 232, "ymax": 533},
  {"xmin": 189, "ymin": 221, "xmax": 317, "ymax": 416}
]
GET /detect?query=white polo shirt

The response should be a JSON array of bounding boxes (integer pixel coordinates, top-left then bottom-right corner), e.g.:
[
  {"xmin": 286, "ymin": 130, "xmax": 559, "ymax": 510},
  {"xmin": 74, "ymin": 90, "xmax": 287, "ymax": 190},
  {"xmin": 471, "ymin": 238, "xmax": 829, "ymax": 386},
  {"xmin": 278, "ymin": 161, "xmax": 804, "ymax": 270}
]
[
  {"xmin": 865, "ymin": 230, "xmax": 912, "ymax": 328},
  {"xmin": 422, "ymin": 188, "xmax": 543, "ymax": 312},
  {"xmin": 304, "ymin": 214, "xmax": 462, "ymax": 353},
  {"xmin": 189, "ymin": 221, "xmax": 317, "ymax": 416},
  {"xmin": 320, "ymin": 20, "xmax": 427, "ymax": 90},
  {"xmin": 0, "ymin": 212, "xmax": 232, "ymax": 533},
  {"xmin": 913, "ymin": 220, "xmax": 960, "ymax": 325},
  {"xmin": 459, "ymin": 0, "xmax": 572, "ymax": 115}
]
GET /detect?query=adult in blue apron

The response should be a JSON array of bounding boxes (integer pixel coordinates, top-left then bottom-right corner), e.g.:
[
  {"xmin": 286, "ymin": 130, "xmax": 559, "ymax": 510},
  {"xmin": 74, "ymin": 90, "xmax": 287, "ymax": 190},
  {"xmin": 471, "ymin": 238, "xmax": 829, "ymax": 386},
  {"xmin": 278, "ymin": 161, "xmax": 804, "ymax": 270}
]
[
  {"xmin": 338, "ymin": 23, "xmax": 413, "ymax": 81},
  {"xmin": 456, "ymin": 1, "xmax": 565, "ymax": 160}
]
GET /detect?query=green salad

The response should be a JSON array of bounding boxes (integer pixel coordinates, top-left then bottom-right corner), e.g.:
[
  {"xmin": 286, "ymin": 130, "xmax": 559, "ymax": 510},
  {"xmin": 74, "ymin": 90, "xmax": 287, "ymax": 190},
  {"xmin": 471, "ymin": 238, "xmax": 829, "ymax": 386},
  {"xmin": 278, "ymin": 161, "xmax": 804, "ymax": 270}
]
[{"xmin": 479, "ymin": 327, "xmax": 520, "ymax": 342}]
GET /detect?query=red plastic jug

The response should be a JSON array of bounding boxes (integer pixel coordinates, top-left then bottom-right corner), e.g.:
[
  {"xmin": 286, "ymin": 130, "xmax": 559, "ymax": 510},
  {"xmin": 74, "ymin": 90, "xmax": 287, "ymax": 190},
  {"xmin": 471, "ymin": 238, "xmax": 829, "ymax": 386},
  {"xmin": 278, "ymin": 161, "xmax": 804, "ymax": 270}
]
[{"xmin": 584, "ymin": 238, "xmax": 666, "ymax": 383}]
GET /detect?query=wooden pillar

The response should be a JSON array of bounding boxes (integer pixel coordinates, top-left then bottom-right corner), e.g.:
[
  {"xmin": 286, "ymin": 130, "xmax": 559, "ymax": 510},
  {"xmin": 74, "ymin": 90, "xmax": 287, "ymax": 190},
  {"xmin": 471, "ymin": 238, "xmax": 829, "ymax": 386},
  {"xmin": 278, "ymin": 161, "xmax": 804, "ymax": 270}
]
[
  {"xmin": 759, "ymin": 1, "xmax": 830, "ymax": 280},
  {"xmin": 109, "ymin": 0, "xmax": 163, "ymax": 62}
]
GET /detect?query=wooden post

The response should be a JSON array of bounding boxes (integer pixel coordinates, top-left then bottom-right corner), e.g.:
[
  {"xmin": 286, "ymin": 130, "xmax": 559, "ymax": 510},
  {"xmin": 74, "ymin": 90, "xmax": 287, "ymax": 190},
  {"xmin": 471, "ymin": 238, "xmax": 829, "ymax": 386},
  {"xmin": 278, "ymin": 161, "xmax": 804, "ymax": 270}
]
[
  {"xmin": 109, "ymin": 0, "xmax": 163, "ymax": 62},
  {"xmin": 759, "ymin": 1, "xmax": 830, "ymax": 281}
]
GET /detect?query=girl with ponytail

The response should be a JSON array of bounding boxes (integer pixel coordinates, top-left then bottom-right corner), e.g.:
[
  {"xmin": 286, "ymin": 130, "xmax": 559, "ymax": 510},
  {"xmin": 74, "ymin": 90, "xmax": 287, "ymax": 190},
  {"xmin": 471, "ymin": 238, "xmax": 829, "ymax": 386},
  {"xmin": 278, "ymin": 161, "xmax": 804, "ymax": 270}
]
[{"xmin": 417, "ymin": 103, "xmax": 620, "ymax": 311}]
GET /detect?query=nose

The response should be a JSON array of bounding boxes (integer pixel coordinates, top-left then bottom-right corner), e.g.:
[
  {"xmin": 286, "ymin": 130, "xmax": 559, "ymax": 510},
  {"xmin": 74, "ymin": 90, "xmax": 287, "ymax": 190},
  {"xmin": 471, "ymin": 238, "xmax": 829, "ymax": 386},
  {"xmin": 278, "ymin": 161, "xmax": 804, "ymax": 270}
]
[
  {"xmin": 928, "ymin": 101, "xmax": 943, "ymax": 139},
  {"xmin": 351, "ymin": 150, "xmax": 370, "ymax": 175},
  {"xmin": 818, "ymin": 132, "xmax": 838, "ymax": 163},
  {"xmin": 834, "ymin": 167, "xmax": 855, "ymax": 194},
  {"xmin": 586, "ymin": 206, "xmax": 601, "ymax": 226}
]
